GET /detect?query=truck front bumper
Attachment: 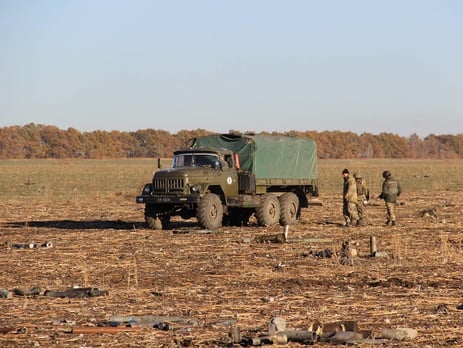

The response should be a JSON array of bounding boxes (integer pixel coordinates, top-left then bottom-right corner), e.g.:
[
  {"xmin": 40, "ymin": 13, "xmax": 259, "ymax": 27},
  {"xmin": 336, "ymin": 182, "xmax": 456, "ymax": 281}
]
[
  {"xmin": 136, "ymin": 194, "xmax": 200, "ymax": 205},
  {"xmin": 136, "ymin": 183, "xmax": 201, "ymax": 205}
]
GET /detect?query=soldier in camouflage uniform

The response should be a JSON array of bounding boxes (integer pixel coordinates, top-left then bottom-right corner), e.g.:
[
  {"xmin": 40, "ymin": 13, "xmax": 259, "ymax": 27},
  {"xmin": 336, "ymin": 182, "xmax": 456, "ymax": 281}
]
[
  {"xmin": 353, "ymin": 172, "xmax": 370, "ymax": 226},
  {"xmin": 342, "ymin": 168, "xmax": 359, "ymax": 227},
  {"xmin": 379, "ymin": 170, "xmax": 402, "ymax": 226}
]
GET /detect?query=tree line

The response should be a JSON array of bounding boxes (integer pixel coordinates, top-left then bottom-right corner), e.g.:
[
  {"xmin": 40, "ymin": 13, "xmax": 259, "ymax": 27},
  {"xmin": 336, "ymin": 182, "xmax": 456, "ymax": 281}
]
[{"xmin": 0, "ymin": 123, "xmax": 462, "ymax": 159}]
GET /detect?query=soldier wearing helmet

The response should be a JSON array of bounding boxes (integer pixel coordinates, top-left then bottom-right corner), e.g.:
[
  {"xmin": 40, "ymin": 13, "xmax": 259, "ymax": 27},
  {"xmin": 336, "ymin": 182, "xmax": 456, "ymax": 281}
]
[
  {"xmin": 342, "ymin": 168, "xmax": 359, "ymax": 227},
  {"xmin": 353, "ymin": 172, "xmax": 369, "ymax": 225},
  {"xmin": 379, "ymin": 170, "xmax": 402, "ymax": 226}
]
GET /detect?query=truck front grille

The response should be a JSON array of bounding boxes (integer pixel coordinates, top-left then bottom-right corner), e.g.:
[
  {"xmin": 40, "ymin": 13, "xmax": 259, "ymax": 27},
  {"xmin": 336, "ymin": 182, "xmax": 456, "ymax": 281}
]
[{"xmin": 153, "ymin": 178, "xmax": 185, "ymax": 193}]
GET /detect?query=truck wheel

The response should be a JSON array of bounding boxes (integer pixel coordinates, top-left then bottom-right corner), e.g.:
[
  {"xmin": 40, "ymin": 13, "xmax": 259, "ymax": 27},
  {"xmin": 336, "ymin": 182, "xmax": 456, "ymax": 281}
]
[
  {"xmin": 145, "ymin": 216, "xmax": 163, "ymax": 230},
  {"xmin": 279, "ymin": 192, "xmax": 300, "ymax": 225},
  {"xmin": 197, "ymin": 193, "xmax": 223, "ymax": 230},
  {"xmin": 256, "ymin": 194, "xmax": 280, "ymax": 226},
  {"xmin": 160, "ymin": 216, "xmax": 170, "ymax": 229}
]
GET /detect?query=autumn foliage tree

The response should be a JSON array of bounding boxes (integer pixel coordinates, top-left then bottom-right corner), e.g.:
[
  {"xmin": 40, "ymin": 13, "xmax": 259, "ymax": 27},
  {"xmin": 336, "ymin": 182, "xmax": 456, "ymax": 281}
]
[{"xmin": 0, "ymin": 123, "xmax": 462, "ymax": 159}]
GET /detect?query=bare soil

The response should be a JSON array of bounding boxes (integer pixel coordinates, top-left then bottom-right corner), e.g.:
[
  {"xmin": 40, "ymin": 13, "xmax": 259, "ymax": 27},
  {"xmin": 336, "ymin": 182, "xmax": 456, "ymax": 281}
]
[{"xmin": 1, "ymin": 191, "xmax": 463, "ymax": 347}]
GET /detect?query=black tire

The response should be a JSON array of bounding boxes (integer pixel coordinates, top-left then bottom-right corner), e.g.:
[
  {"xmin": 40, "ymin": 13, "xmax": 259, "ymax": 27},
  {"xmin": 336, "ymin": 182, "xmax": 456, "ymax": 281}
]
[
  {"xmin": 144, "ymin": 204, "xmax": 170, "ymax": 230},
  {"xmin": 145, "ymin": 216, "xmax": 163, "ymax": 230},
  {"xmin": 279, "ymin": 192, "xmax": 300, "ymax": 226},
  {"xmin": 256, "ymin": 194, "xmax": 280, "ymax": 226},
  {"xmin": 160, "ymin": 216, "xmax": 170, "ymax": 229},
  {"xmin": 197, "ymin": 193, "xmax": 223, "ymax": 230}
]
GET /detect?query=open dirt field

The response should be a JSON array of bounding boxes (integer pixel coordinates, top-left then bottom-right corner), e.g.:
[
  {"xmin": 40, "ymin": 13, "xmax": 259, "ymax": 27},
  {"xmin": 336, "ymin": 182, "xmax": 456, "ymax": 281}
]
[{"xmin": 1, "ymin": 160, "xmax": 463, "ymax": 347}]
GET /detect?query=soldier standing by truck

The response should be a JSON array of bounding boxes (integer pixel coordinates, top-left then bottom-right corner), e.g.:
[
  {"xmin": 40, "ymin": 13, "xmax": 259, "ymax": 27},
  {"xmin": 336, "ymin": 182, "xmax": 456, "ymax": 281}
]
[
  {"xmin": 353, "ymin": 172, "xmax": 369, "ymax": 226},
  {"xmin": 379, "ymin": 170, "xmax": 402, "ymax": 226},
  {"xmin": 342, "ymin": 168, "xmax": 359, "ymax": 227}
]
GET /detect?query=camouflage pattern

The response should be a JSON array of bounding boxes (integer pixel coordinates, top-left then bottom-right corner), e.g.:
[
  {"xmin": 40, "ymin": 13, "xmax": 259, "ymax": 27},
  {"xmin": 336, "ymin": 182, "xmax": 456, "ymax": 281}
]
[
  {"xmin": 379, "ymin": 175, "xmax": 402, "ymax": 224},
  {"xmin": 342, "ymin": 172, "xmax": 359, "ymax": 225},
  {"xmin": 343, "ymin": 175, "xmax": 358, "ymax": 203},
  {"xmin": 354, "ymin": 173, "xmax": 369, "ymax": 222},
  {"xmin": 380, "ymin": 177, "xmax": 402, "ymax": 203},
  {"xmin": 385, "ymin": 201, "xmax": 397, "ymax": 224}
]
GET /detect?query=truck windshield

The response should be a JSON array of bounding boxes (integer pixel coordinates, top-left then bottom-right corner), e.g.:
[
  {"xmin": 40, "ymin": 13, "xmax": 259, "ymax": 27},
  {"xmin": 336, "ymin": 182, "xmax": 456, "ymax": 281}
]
[{"xmin": 173, "ymin": 153, "xmax": 221, "ymax": 168}]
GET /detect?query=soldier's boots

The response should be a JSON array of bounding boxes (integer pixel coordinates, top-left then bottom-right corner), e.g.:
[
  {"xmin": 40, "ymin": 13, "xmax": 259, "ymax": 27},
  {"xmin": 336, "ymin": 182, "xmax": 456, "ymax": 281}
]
[
  {"xmin": 391, "ymin": 221, "xmax": 396, "ymax": 226},
  {"xmin": 344, "ymin": 220, "xmax": 366, "ymax": 227}
]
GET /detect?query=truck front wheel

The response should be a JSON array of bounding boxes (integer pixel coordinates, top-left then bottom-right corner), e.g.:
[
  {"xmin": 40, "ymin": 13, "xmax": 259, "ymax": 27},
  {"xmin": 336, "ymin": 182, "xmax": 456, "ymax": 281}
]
[
  {"xmin": 279, "ymin": 192, "xmax": 300, "ymax": 225},
  {"xmin": 197, "ymin": 193, "xmax": 223, "ymax": 230},
  {"xmin": 256, "ymin": 194, "xmax": 280, "ymax": 226},
  {"xmin": 145, "ymin": 216, "xmax": 163, "ymax": 230}
]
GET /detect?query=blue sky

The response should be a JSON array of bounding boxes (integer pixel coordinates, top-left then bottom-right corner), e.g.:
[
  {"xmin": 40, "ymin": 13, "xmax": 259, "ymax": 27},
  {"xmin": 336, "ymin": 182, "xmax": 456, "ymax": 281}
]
[{"xmin": 1, "ymin": 0, "xmax": 462, "ymax": 137}]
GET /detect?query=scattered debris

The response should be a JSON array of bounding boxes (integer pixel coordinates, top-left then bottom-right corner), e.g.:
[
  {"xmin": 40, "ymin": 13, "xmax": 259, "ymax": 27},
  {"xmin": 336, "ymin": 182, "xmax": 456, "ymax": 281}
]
[
  {"xmin": 0, "ymin": 289, "xmax": 13, "ymax": 299},
  {"xmin": 288, "ymin": 237, "xmax": 333, "ymax": 243},
  {"xmin": 107, "ymin": 315, "xmax": 199, "ymax": 330},
  {"xmin": 305, "ymin": 248, "xmax": 334, "ymax": 258},
  {"xmin": 381, "ymin": 328, "xmax": 418, "ymax": 340},
  {"xmin": 434, "ymin": 303, "xmax": 450, "ymax": 314},
  {"xmin": 372, "ymin": 250, "xmax": 391, "ymax": 258},
  {"xmin": 283, "ymin": 225, "xmax": 289, "ymax": 241},
  {"xmin": 368, "ymin": 236, "xmax": 391, "ymax": 258},
  {"xmin": 416, "ymin": 208, "xmax": 438, "ymax": 219},
  {"xmin": 308, "ymin": 198, "xmax": 324, "ymax": 206},
  {"xmin": 3, "ymin": 286, "xmax": 107, "ymax": 299},
  {"xmin": 12, "ymin": 242, "xmax": 53, "ymax": 249},
  {"xmin": 0, "ymin": 327, "xmax": 26, "ymax": 335},
  {"xmin": 268, "ymin": 316, "xmax": 286, "ymax": 333},
  {"xmin": 367, "ymin": 277, "xmax": 415, "ymax": 288},
  {"xmin": 255, "ymin": 233, "xmax": 285, "ymax": 244},
  {"xmin": 209, "ymin": 319, "xmax": 237, "ymax": 329},
  {"xmin": 13, "ymin": 287, "xmax": 41, "ymax": 296},
  {"xmin": 70, "ymin": 326, "xmax": 141, "ymax": 334},
  {"xmin": 44, "ymin": 287, "xmax": 108, "ymax": 298},
  {"xmin": 235, "ymin": 318, "xmax": 417, "ymax": 346},
  {"xmin": 340, "ymin": 240, "xmax": 358, "ymax": 265},
  {"xmin": 369, "ymin": 236, "xmax": 377, "ymax": 256}
]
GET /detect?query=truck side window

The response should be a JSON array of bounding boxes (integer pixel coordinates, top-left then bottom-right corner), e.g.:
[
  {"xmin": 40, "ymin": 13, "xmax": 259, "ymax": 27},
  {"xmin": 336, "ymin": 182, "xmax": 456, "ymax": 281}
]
[
  {"xmin": 183, "ymin": 155, "xmax": 193, "ymax": 167},
  {"xmin": 223, "ymin": 155, "xmax": 233, "ymax": 168}
]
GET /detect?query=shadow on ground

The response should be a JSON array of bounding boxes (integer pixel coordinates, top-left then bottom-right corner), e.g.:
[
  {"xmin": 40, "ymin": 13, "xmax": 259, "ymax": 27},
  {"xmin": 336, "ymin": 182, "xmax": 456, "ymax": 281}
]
[{"xmin": 4, "ymin": 220, "xmax": 201, "ymax": 230}]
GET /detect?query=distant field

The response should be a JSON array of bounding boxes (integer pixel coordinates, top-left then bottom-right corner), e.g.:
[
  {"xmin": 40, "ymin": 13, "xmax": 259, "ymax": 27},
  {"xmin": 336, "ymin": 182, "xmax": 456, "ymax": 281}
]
[{"xmin": 0, "ymin": 159, "xmax": 462, "ymax": 204}]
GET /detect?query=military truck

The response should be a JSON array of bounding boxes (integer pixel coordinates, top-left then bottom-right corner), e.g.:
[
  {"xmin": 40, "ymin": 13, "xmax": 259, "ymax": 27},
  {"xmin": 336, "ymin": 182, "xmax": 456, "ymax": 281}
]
[{"xmin": 136, "ymin": 133, "xmax": 318, "ymax": 230}]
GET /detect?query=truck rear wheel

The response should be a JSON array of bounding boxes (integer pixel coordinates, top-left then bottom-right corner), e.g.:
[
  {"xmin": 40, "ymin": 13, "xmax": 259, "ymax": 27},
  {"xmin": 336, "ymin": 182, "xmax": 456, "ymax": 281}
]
[
  {"xmin": 256, "ymin": 194, "xmax": 280, "ymax": 226},
  {"xmin": 197, "ymin": 193, "xmax": 223, "ymax": 230},
  {"xmin": 279, "ymin": 192, "xmax": 300, "ymax": 225}
]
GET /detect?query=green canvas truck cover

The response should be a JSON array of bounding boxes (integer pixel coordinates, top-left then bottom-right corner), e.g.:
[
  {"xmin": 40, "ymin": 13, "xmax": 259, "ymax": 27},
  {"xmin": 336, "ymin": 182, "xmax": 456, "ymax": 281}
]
[{"xmin": 191, "ymin": 134, "xmax": 318, "ymax": 180}]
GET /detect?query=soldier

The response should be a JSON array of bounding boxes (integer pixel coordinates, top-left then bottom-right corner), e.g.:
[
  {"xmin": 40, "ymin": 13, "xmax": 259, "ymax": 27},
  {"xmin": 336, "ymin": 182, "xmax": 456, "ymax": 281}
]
[
  {"xmin": 342, "ymin": 168, "xmax": 359, "ymax": 227},
  {"xmin": 379, "ymin": 170, "xmax": 402, "ymax": 226},
  {"xmin": 353, "ymin": 172, "xmax": 369, "ymax": 226}
]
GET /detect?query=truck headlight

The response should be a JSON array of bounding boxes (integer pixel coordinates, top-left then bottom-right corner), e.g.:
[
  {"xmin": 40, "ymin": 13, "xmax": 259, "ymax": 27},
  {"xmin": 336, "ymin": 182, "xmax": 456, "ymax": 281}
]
[
  {"xmin": 190, "ymin": 184, "xmax": 200, "ymax": 194},
  {"xmin": 143, "ymin": 184, "xmax": 153, "ymax": 195}
]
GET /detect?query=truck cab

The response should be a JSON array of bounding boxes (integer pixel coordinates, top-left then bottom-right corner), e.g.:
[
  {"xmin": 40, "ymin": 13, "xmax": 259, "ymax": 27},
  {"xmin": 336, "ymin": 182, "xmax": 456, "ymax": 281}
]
[{"xmin": 136, "ymin": 148, "xmax": 238, "ymax": 229}]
